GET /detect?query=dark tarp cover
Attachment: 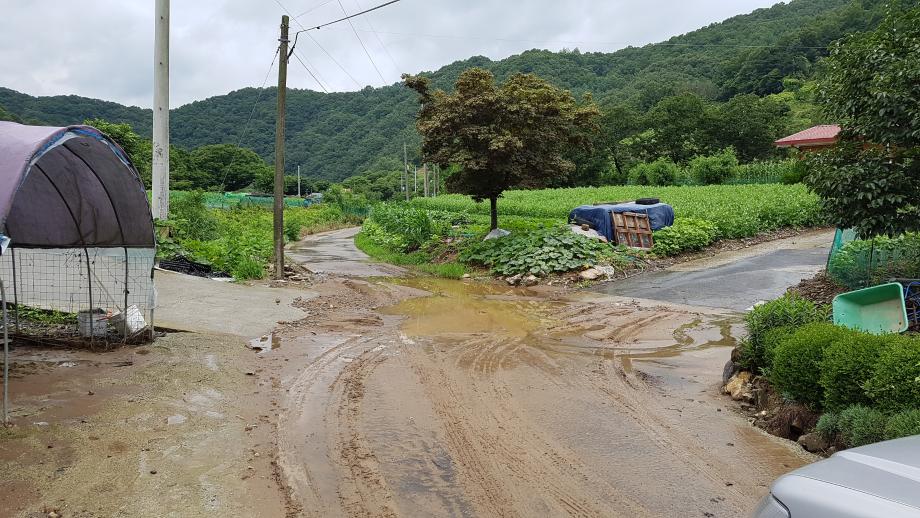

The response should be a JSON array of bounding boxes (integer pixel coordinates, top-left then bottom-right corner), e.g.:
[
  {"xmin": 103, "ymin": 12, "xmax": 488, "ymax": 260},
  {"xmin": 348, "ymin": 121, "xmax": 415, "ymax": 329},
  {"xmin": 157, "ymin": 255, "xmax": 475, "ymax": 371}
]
[
  {"xmin": 568, "ymin": 203, "xmax": 675, "ymax": 242},
  {"xmin": 0, "ymin": 122, "xmax": 154, "ymax": 248}
]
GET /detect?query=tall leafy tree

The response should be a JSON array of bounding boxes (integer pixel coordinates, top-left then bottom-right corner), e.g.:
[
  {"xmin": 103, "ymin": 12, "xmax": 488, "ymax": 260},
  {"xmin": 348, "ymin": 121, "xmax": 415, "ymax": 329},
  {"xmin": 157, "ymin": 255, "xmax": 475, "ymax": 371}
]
[
  {"xmin": 806, "ymin": 5, "xmax": 920, "ymax": 237},
  {"xmin": 85, "ymin": 117, "xmax": 153, "ymax": 185},
  {"xmin": 190, "ymin": 144, "xmax": 271, "ymax": 191},
  {"xmin": 404, "ymin": 68, "xmax": 599, "ymax": 229}
]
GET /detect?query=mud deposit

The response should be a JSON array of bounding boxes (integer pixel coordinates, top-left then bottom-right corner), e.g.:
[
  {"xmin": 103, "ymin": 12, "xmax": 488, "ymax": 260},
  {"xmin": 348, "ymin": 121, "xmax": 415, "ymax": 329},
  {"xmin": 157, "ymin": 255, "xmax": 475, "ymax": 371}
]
[{"xmin": 277, "ymin": 277, "xmax": 813, "ymax": 517}]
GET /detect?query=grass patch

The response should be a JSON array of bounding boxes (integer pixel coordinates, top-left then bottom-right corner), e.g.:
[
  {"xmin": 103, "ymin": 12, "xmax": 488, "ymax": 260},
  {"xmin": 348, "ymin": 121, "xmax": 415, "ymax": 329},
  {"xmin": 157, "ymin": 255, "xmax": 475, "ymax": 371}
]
[{"xmin": 354, "ymin": 232, "xmax": 467, "ymax": 279}]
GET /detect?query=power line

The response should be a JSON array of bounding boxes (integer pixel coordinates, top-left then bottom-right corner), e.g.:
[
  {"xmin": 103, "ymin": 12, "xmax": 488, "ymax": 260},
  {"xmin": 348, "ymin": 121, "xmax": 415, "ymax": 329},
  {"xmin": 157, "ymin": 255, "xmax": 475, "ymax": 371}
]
[
  {"xmin": 338, "ymin": 0, "xmax": 386, "ymax": 84},
  {"xmin": 353, "ymin": 0, "xmax": 401, "ymax": 75},
  {"xmin": 274, "ymin": 0, "xmax": 363, "ymax": 88},
  {"xmin": 294, "ymin": 0, "xmax": 401, "ymax": 33},
  {"xmin": 292, "ymin": 49, "xmax": 329, "ymax": 92},
  {"xmin": 295, "ymin": 0, "xmax": 337, "ymax": 18},
  {"xmin": 219, "ymin": 47, "xmax": 281, "ymax": 191}
]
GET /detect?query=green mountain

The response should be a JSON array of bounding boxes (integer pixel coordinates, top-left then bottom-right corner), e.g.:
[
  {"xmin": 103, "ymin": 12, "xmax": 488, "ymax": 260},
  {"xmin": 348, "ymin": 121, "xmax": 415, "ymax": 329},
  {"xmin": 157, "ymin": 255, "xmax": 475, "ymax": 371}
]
[{"xmin": 0, "ymin": 0, "xmax": 887, "ymax": 181}]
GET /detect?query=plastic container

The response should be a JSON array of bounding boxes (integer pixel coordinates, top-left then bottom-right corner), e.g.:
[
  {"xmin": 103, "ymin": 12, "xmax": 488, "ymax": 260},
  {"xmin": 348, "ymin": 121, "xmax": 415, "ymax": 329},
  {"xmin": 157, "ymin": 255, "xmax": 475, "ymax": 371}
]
[
  {"xmin": 110, "ymin": 305, "xmax": 147, "ymax": 335},
  {"xmin": 832, "ymin": 282, "xmax": 908, "ymax": 334},
  {"xmin": 78, "ymin": 309, "xmax": 108, "ymax": 337}
]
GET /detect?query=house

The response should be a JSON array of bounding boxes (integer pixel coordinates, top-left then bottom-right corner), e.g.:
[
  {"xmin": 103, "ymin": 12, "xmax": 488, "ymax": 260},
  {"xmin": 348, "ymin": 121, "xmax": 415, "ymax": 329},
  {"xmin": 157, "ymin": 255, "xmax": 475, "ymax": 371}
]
[{"xmin": 774, "ymin": 124, "xmax": 841, "ymax": 152}]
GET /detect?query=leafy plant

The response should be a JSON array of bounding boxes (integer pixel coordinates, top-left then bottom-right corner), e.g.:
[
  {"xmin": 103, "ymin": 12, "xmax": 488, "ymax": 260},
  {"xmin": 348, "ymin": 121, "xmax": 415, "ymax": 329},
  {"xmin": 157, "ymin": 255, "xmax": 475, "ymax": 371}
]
[
  {"xmin": 819, "ymin": 333, "xmax": 890, "ymax": 411},
  {"xmin": 689, "ymin": 148, "xmax": 739, "ymax": 185},
  {"xmin": 864, "ymin": 335, "xmax": 920, "ymax": 413},
  {"xmin": 885, "ymin": 409, "xmax": 920, "ymax": 441},
  {"xmin": 364, "ymin": 203, "xmax": 433, "ymax": 252},
  {"xmin": 460, "ymin": 226, "xmax": 611, "ymax": 276},
  {"xmin": 770, "ymin": 322, "xmax": 854, "ymax": 408},
  {"xmin": 627, "ymin": 158, "xmax": 682, "ymax": 186},
  {"xmin": 652, "ymin": 218, "xmax": 718, "ymax": 256},
  {"xmin": 836, "ymin": 405, "xmax": 888, "ymax": 448},
  {"xmin": 740, "ymin": 294, "xmax": 830, "ymax": 372}
]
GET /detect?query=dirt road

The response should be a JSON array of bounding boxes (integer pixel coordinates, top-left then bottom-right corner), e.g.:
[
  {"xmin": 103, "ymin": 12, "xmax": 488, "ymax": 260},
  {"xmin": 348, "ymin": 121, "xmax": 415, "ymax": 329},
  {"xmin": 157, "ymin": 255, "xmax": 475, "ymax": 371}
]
[
  {"xmin": 270, "ymin": 229, "xmax": 819, "ymax": 517},
  {"xmin": 0, "ymin": 228, "xmax": 821, "ymax": 517}
]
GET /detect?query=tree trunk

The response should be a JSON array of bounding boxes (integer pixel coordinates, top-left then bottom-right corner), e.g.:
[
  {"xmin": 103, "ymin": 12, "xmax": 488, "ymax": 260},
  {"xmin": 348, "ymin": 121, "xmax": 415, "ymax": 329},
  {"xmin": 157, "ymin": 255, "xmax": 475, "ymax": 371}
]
[{"xmin": 490, "ymin": 195, "xmax": 498, "ymax": 230}]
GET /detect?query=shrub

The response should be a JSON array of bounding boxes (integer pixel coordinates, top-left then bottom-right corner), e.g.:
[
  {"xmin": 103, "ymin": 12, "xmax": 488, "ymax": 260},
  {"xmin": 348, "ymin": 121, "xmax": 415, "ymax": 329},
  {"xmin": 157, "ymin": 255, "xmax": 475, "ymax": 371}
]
[
  {"xmin": 741, "ymin": 294, "xmax": 830, "ymax": 372},
  {"xmin": 365, "ymin": 203, "xmax": 433, "ymax": 252},
  {"xmin": 864, "ymin": 335, "xmax": 920, "ymax": 412},
  {"xmin": 884, "ymin": 409, "xmax": 920, "ymax": 440},
  {"xmin": 837, "ymin": 405, "xmax": 888, "ymax": 448},
  {"xmin": 170, "ymin": 190, "xmax": 219, "ymax": 241},
  {"xmin": 761, "ymin": 326, "xmax": 797, "ymax": 373},
  {"xmin": 652, "ymin": 218, "xmax": 719, "ymax": 256},
  {"xmin": 820, "ymin": 333, "xmax": 890, "ymax": 411},
  {"xmin": 627, "ymin": 158, "xmax": 682, "ymax": 186},
  {"xmin": 815, "ymin": 411, "xmax": 840, "ymax": 440},
  {"xmin": 770, "ymin": 323, "xmax": 854, "ymax": 408},
  {"xmin": 735, "ymin": 160, "xmax": 798, "ymax": 185},
  {"xmin": 689, "ymin": 148, "xmax": 739, "ymax": 185},
  {"xmin": 460, "ymin": 226, "xmax": 611, "ymax": 276},
  {"xmin": 781, "ymin": 160, "xmax": 807, "ymax": 185}
]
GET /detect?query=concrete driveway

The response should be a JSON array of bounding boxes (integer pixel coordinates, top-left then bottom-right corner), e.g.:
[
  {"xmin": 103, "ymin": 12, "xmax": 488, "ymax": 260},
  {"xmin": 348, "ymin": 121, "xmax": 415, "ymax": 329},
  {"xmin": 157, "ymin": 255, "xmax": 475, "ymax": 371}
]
[{"xmin": 287, "ymin": 227, "xmax": 404, "ymax": 277}]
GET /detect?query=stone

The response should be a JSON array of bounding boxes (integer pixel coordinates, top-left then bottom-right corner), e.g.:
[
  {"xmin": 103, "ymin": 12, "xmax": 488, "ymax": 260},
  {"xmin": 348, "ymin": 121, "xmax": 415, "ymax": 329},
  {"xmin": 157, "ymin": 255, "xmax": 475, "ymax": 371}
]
[
  {"xmin": 522, "ymin": 274, "xmax": 539, "ymax": 286},
  {"xmin": 484, "ymin": 228, "xmax": 511, "ymax": 240},
  {"xmin": 579, "ymin": 268, "xmax": 602, "ymax": 281},
  {"xmin": 723, "ymin": 371, "xmax": 752, "ymax": 401},
  {"xmin": 506, "ymin": 274, "xmax": 522, "ymax": 286},
  {"xmin": 721, "ymin": 359, "xmax": 739, "ymax": 384},
  {"xmin": 462, "ymin": 274, "xmax": 471, "ymax": 279},
  {"xmin": 797, "ymin": 432, "xmax": 829, "ymax": 453}
]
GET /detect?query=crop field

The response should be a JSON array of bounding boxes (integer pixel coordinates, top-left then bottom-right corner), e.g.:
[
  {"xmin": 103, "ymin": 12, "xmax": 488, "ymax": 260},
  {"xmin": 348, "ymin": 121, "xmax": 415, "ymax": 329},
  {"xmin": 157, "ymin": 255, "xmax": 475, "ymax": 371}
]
[{"xmin": 411, "ymin": 184, "xmax": 823, "ymax": 238}]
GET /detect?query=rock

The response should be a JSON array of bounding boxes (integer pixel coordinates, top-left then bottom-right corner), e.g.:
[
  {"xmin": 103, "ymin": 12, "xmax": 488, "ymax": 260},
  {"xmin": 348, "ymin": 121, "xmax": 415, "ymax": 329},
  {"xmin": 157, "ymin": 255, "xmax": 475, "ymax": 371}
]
[
  {"xmin": 484, "ymin": 228, "xmax": 511, "ymax": 240},
  {"xmin": 506, "ymin": 274, "xmax": 522, "ymax": 286},
  {"xmin": 721, "ymin": 359, "xmax": 739, "ymax": 384},
  {"xmin": 522, "ymin": 274, "xmax": 539, "ymax": 286},
  {"xmin": 722, "ymin": 371, "xmax": 753, "ymax": 401},
  {"xmin": 579, "ymin": 268, "xmax": 602, "ymax": 281},
  {"xmin": 462, "ymin": 274, "xmax": 471, "ymax": 279},
  {"xmin": 797, "ymin": 432, "xmax": 829, "ymax": 453}
]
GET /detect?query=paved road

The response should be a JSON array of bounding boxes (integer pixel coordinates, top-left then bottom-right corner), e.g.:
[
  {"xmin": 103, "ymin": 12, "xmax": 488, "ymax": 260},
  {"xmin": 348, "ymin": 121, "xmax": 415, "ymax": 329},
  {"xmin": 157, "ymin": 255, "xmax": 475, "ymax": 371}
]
[
  {"xmin": 287, "ymin": 227, "xmax": 404, "ymax": 277},
  {"xmin": 594, "ymin": 230, "xmax": 834, "ymax": 311}
]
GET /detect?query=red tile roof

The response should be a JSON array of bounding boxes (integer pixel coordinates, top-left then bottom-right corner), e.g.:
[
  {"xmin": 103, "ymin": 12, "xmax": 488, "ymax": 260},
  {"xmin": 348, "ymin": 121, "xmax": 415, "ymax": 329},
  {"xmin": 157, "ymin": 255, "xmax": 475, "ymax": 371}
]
[{"xmin": 774, "ymin": 124, "xmax": 841, "ymax": 148}]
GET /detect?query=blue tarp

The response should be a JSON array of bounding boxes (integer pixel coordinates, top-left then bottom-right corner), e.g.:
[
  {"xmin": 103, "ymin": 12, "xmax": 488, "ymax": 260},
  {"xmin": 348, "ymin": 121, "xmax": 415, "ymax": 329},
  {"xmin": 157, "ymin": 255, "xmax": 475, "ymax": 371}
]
[{"xmin": 568, "ymin": 203, "xmax": 675, "ymax": 243}]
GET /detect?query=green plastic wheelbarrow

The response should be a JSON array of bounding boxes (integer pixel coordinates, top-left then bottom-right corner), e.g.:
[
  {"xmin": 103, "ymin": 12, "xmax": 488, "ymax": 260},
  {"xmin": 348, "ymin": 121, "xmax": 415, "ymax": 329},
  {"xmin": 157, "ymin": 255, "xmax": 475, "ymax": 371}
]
[{"xmin": 833, "ymin": 282, "xmax": 908, "ymax": 334}]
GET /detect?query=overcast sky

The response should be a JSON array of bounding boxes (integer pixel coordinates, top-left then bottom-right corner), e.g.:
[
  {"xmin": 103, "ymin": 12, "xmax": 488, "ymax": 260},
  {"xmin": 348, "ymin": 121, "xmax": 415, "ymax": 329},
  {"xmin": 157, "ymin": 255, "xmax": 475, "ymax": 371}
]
[{"xmin": 0, "ymin": 0, "xmax": 779, "ymax": 108}]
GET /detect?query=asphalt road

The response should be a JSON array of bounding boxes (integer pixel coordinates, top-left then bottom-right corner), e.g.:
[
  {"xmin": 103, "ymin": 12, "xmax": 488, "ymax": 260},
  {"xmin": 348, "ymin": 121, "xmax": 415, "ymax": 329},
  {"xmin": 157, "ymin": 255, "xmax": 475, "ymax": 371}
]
[{"xmin": 594, "ymin": 231, "xmax": 833, "ymax": 311}]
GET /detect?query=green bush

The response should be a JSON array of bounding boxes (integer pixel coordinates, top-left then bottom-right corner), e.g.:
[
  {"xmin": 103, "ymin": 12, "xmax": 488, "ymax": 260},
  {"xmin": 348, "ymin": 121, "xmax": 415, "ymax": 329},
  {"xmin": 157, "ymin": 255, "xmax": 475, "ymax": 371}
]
[
  {"xmin": 689, "ymin": 148, "xmax": 739, "ymax": 185},
  {"xmin": 837, "ymin": 405, "xmax": 888, "ymax": 447},
  {"xmin": 761, "ymin": 326, "xmax": 797, "ymax": 373},
  {"xmin": 864, "ymin": 335, "xmax": 920, "ymax": 413},
  {"xmin": 653, "ymin": 218, "xmax": 719, "ymax": 256},
  {"xmin": 734, "ymin": 160, "xmax": 799, "ymax": 185},
  {"xmin": 820, "ymin": 333, "xmax": 890, "ymax": 411},
  {"xmin": 885, "ymin": 409, "xmax": 920, "ymax": 440},
  {"xmin": 741, "ymin": 294, "xmax": 830, "ymax": 372},
  {"xmin": 770, "ymin": 323, "xmax": 854, "ymax": 408},
  {"xmin": 627, "ymin": 158, "xmax": 682, "ymax": 186},
  {"xmin": 781, "ymin": 160, "xmax": 807, "ymax": 185},
  {"xmin": 170, "ymin": 190, "xmax": 219, "ymax": 241},
  {"xmin": 460, "ymin": 226, "xmax": 611, "ymax": 276},
  {"xmin": 365, "ymin": 203, "xmax": 433, "ymax": 252},
  {"xmin": 815, "ymin": 411, "xmax": 840, "ymax": 440}
]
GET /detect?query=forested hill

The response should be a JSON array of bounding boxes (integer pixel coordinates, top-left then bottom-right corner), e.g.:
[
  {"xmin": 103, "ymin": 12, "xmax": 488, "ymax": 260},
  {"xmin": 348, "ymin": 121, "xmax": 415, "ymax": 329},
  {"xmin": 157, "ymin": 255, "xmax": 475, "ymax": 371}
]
[{"xmin": 0, "ymin": 0, "xmax": 886, "ymax": 181}]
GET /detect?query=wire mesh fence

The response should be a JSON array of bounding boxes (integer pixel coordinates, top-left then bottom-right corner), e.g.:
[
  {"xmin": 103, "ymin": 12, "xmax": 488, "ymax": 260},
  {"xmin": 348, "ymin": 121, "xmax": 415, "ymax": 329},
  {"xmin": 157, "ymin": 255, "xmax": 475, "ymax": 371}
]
[
  {"xmin": 827, "ymin": 230, "xmax": 920, "ymax": 290},
  {"xmin": 0, "ymin": 247, "xmax": 155, "ymax": 344}
]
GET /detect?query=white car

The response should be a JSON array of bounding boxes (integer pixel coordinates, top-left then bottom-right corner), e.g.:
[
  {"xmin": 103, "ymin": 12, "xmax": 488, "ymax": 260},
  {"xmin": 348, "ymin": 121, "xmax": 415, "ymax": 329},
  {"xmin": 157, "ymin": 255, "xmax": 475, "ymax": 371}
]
[{"xmin": 753, "ymin": 436, "xmax": 920, "ymax": 517}]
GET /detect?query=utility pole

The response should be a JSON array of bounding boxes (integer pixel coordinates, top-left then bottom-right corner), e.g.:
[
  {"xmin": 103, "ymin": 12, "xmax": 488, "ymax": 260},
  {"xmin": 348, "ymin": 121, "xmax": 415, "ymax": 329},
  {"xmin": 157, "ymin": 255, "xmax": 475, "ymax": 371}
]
[
  {"xmin": 297, "ymin": 165, "xmax": 301, "ymax": 197},
  {"xmin": 413, "ymin": 165, "xmax": 417, "ymax": 193},
  {"xmin": 423, "ymin": 163, "xmax": 429, "ymax": 197},
  {"xmin": 152, "ymin": 0, "xmax": 170, "ymax": 220},
  {"xmin": 403, "ymin": 143, "xmax": 409, "ymax": 201},
  {"xmin": 273, "ymin": 15, "xmax": 289, "ymax": 280}
]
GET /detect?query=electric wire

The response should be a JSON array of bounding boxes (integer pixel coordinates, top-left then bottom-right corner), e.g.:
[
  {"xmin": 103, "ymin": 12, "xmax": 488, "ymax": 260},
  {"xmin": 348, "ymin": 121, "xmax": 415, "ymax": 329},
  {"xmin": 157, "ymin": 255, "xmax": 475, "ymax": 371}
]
[
  {"xmin": 294, "ymin": 0, "xmax": 401, "ymax": 33},
  {"xmin": 353, "ymin": 0, "xmax": 402, "ymax": 75},
  {"xmin": 337, "ymin": 0, "xmax": 387, "ymax": 83},
  {"xmin": 295, "ymin": 0, "xmax": 337, "ymax": 18},
  {"xmin": 218, "ymin": 46, "xmax": 280, "ymax": 191},
  {"xmin": 292, "ymin": 49, "xmax": 330, "ymax": 92}
]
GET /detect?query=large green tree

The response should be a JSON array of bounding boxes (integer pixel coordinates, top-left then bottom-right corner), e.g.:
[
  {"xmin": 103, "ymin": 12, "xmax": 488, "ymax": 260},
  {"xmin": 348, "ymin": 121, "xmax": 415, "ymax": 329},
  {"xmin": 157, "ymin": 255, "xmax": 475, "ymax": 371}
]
[
  {"xmin": 404, "ymin": 68, "xmax": 599, "ymax": 229},
  {"xmin": 190, "ymin": 144, "xmax": 271, "ymax": 192},
  {"xmin": 85, "ymin": 117, "xmax": 153, "ymax": 185},
  {"xmin": 806, "ymin": 5, "xmax": 920, "ymax": 237}
]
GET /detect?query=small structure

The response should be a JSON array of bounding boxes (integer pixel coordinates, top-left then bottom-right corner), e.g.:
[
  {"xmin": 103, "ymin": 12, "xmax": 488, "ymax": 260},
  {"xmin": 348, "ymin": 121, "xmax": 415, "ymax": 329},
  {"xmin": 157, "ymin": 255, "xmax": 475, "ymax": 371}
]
[
  {"xmin": 0, "ymin": 122, "xmax": 156, "ymax": 342},
  {"xmin": 773, "ymin": 124, "xmax": 841, "ymax": 152}
]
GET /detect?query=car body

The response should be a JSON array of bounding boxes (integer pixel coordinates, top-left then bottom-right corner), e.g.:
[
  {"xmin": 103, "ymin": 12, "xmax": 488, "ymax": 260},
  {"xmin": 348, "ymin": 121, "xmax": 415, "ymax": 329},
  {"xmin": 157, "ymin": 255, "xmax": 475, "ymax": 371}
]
[{"xmin": 753, "ymin": 435, "xmax": 920, "ymax": 517}]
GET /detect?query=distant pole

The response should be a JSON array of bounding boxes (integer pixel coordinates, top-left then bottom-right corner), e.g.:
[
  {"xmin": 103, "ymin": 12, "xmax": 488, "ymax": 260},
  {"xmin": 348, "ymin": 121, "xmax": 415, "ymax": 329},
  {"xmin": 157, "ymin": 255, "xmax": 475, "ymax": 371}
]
[
  {"xmin": 273, "ymin": 15, "xmax": 289, "ymax": 280},
  {"xmin": 413, "ymin": 164, "xmax": 417, "ymax": 193},
  {"xmin": 423, "ymin": 163, "xmax": 429, "ymax": 197},
  {"xmin": 403, "ymin": 142, "xmax": 409, "ymax": 201},
  {"xmin": 152, "ymin": 0, "xmax": 170, "ymax": 220},
  {"xmin": 297, "ymin": 165, "xmax": 301, "ymax": 198}
]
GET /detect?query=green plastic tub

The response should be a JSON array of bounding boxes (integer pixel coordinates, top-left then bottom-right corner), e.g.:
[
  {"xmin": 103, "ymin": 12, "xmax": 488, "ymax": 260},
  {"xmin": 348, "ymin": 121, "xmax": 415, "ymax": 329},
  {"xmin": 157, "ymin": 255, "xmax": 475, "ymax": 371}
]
[{"xmin": 832, "ymin": 282, "xmax": 908, "ymax": 334}]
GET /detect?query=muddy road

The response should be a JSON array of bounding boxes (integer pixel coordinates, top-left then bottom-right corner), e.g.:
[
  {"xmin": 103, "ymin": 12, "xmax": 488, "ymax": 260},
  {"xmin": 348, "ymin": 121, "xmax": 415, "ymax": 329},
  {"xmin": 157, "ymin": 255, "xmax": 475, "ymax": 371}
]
[{"xmin": 271, "ymin": 230, "xmax": 823, "ymax": 517}]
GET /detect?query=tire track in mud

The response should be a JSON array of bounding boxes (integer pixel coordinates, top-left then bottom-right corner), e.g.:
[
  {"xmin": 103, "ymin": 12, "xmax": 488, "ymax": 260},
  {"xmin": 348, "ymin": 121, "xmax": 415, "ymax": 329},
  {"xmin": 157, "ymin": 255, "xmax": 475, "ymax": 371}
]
[{"xmin": 402, "ymin": 333, "xmax": 655, "ymax": 518}]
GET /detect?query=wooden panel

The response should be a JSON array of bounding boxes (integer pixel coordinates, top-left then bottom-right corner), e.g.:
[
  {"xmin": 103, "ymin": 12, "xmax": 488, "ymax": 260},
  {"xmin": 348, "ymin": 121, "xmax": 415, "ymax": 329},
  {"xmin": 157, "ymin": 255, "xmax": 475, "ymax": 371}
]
[{"xmin": 612, "ymin": 212, "xmax": 654, "ymax": 250}]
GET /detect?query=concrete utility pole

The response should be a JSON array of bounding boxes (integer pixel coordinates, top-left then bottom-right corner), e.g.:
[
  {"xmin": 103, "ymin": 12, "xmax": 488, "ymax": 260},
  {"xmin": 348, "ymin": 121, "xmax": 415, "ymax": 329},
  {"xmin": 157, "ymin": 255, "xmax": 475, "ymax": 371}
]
[
  {"xmin": 403, "ymin": 142, "xmax": 409, "ymax": 201},
  {"xmin": 152, "ymin": 0, "xmax": 170, "ymax": 220},
  {"xmin": 297, "ymin": 165, "xmax": 301, "ymax": 198},
  {"xmin": 413, "ymin": 165, "xmax": 417, "ymax": 193},
  {"xmin": 423, "ymin": 163, "xmax": 429, "ymax": 197},
  {"xmin": 273, "ymin": 15, "xmax": 289, "ymax": 280}
]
